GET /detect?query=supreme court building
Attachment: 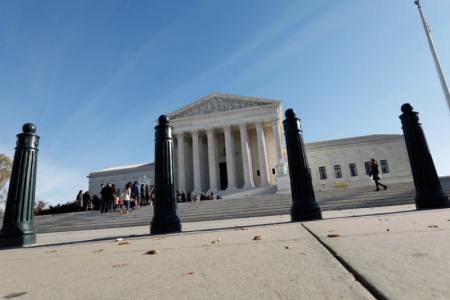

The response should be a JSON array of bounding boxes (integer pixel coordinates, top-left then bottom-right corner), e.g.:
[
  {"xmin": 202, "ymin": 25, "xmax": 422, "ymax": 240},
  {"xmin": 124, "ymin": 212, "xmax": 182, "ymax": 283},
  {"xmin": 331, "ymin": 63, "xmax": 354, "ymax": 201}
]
[{"xmin": 87, "ymin": 93, "xmax": 413, "ymax": 197}]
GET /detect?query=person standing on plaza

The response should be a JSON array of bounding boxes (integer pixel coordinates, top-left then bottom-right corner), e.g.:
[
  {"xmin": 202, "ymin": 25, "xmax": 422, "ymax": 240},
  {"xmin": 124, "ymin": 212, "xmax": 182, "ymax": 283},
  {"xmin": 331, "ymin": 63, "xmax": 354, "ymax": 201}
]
[
  {"xmin": 133, "ymin": 181, "xmax": 141, "ymax": 207},
  {"xmin": 83, "ymin": 191, "xmax": 91, "ymax": 211},
  {"xmin": 187, "ymin": 190, "xmax": 192, "ymax": 202},
  {"xmin": 145, "ymin": 184, "xmax": 151, "ymax": 206},
  {"xmin": 111, "ymin": 184, "xmax": 118, "ymax": 213},
  {"xmin": 181, "ymin": 191, "xmax": 186, "ymax": 202},
  {"xmin": 369, "ymin": 159, "xmax": 387, "ymax": 192},
  {"xmin": 140, "ymin": 184, "xmax": 145, "ymax": 206},
  {"xmin": 120, "ymin": 182, "xmax": 132, "ymax": 215},
  {"xmin": 100, "ymin": 184, "xmax": 108, "ymax": 214},
  {"xmin": 151, "ymin": 187, "xmax": 155, "ymax": 206},
  {"xmin": 76, "ymin": 190, "xmax": 83, "ymax": 212}
]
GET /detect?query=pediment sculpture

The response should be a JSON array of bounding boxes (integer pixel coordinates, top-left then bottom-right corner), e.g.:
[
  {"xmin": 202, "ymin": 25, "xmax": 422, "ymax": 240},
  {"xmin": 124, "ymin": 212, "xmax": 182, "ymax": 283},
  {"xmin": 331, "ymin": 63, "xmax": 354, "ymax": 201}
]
[{"xmin": 171, "ymin": 97, "xmax": 271, "ymax": 119}]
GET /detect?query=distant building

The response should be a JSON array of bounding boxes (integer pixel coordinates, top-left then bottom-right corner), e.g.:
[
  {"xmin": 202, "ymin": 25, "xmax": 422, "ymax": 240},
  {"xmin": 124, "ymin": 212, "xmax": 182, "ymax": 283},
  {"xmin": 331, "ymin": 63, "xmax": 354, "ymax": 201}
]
[{"xmin": 88, "ymin": 93, "xmax": 412, "ymax": 196}]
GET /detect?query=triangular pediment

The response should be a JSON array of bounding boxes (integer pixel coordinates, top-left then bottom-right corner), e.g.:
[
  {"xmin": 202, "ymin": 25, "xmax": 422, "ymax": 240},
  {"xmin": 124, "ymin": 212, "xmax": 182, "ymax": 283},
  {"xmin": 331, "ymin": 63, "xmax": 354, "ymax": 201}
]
[{"xmin": 168, "ymin": 93, "xmax": 281, "ymax": 120}]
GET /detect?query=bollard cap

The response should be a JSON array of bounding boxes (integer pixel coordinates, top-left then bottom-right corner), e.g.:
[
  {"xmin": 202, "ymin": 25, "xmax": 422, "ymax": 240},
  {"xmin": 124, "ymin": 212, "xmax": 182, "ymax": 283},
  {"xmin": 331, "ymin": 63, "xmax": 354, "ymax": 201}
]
[
  {"xmin": 22, "ymin": 123, "xmax": 36, "ymax": 133},
  {"xmin": 285, "ymin": 109, "xmax": 296, "ymax": 119},
  {"xmin": 401, "ymin": 103, "xmax": 413, "ymax": 113},
  {"xmin": 158, "ymin": 115, "xmax": 170, "ymax": 125}
]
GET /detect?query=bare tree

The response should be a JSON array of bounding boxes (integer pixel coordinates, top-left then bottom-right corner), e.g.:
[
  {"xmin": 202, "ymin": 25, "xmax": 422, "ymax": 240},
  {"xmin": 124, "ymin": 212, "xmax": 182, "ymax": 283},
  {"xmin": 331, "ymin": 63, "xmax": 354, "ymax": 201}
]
[
  {"xmin": 34, "ymin": 200, "xmax": 48, "ymax": 215},
  {"xmin": 0, "ymin": 154, "xmax": 13, "ymax": 209}
]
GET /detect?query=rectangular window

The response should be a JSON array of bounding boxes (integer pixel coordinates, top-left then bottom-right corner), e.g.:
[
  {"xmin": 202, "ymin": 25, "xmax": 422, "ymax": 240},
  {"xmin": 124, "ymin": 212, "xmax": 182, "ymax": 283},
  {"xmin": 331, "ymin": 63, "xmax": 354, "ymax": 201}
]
[
  {"xmin": 380, "ymin": 160, "xmax": 389, "ymax": 173},
  {"xmin": 334, "ymin": 165, "xmax": 342, "ymax": 178},
  {"xmin": 349, "ymin": 163, "xmax": 358, "ymax": 177},
  {"xmin": 257, "ymin": 170, "xmax": 260, "ymax": 176},
  {"xmin": 319, "ymin": 167, "xmax": 327, "ymax": 180},
  {"xmin": 272, "ymin": 168, "xmax": 276, "ymax": 175},
  {"xmin": 364, "ymin": 162, "xmax": 371, "ymax": 175}
]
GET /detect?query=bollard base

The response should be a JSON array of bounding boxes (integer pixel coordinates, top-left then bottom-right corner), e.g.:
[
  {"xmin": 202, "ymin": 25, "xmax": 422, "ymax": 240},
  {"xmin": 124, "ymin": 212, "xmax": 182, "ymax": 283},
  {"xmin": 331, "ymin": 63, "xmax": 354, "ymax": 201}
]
[
  {"xmin": 150, "ymin": 222, "xmax": 182, "ymax": 235},
  {"xmin": 291, "ymin": 207, "xmax": 322, "ymax": 222},
  {"xmin": 0, "ymin": 232, "xmax": 36, "ymax": 248},
  {"xmin": 415, "ymin": 197, "xmax": 450, "ymax": 210}
]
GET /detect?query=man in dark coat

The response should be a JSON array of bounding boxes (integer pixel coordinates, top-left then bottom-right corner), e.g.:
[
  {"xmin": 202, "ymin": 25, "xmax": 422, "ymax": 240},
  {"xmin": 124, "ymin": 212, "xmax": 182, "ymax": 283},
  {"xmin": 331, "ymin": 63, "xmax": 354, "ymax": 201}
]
[
  {"xmin": 100, "ymin": 183, "xmax": 111, "ymax": 214},
  {"xmin": 187, "ymin": 190, "xmax": 192, "ymax": 202},
  {"xmin": 181, "ymin": 191, "xmax": 186, "ymax": 202},
  {"xmin": 83, "ymin": 191, "xmax": 92, "ymax": 211}
]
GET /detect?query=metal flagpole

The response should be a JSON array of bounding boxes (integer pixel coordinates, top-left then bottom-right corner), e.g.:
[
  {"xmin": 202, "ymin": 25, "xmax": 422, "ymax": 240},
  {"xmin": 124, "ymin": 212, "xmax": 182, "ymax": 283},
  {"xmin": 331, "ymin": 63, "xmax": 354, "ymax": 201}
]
[{"xmin": 414, "ymin": 0, "xmax": 450, "ymax": 114}]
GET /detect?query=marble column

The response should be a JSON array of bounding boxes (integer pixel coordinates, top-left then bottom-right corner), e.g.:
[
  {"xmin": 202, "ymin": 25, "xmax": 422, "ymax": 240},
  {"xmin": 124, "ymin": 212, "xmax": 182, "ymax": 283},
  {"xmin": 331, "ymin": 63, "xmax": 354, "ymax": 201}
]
[
  {"xmin": 176, "ymin": 132, "xmax": 186, "ymax": 193},
  {"xmin": 191, "ymin": 130, "xmax": 202, "ymax": 195},
  {"xmin": 238, "ymin": 123, "xmax": 254, "ymax": 188},
  {"xmin": 255, "ymin": 120, "xmax": 270, "ymax": 187},
  {"xmin": 223, "ymin": 125, "xmax": 237, "ymax": 189},
  {"xmin": 271, "ymin": 118, "xmax": 284, "ymax": 163},
  {"xmin": 206, "ymin": 128, "xmax": 218, "ymax": 192}
]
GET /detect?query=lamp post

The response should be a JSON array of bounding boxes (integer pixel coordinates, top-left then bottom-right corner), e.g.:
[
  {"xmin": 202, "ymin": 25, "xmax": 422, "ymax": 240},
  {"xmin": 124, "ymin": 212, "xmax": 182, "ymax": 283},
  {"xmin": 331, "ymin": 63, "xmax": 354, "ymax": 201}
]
[{"xmin": 414, "ymin": 0, "xmax": 450, "ymax": 113}]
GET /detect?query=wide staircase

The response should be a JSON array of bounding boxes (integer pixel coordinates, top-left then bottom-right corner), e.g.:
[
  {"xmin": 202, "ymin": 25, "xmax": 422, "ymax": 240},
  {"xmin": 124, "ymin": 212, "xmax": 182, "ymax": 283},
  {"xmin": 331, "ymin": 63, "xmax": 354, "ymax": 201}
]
[{"xmin": 32, "ymin": 177, "xmax": 450, "ymax": 234}]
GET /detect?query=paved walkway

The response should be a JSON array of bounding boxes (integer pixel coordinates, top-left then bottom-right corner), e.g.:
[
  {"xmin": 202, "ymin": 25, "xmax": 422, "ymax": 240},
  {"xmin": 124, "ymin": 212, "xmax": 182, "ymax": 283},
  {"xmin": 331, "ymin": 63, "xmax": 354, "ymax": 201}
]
[{"xmin": 0, "ymin": 204, "xmax": 449, "ymax": 300}]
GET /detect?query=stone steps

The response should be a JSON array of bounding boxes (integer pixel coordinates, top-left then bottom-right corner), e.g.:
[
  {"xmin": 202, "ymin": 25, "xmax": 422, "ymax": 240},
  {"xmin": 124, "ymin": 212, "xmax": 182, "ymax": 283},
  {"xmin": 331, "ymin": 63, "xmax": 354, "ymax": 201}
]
[{"xmin": 31, "ymin": 177, "xmax": 450, "ymax": 233}]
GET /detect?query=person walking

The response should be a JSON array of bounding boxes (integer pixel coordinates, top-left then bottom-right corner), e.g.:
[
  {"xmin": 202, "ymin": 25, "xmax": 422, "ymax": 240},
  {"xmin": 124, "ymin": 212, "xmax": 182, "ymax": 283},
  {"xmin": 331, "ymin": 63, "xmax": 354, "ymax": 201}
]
[
  {"xmin": 119, "ymin": 182, "xmax": 132, "ymax": 215},
  {"xmin": 140, "ymin": 184, "xmax": 145, "ymax": 206},
  {"xmin": 83, "ymin": 191, "xmax": 91, "ymax": 211},
  {"xmin": 187, "ymin": 190, "xmax": 192, "ymax": 202},
  {"xmin": 76, "ymin": 190, "xmax": 83, "ymax": 212},
  {"xmin": 111, "ymin": 184, "xmax": 118, "ymax": 212},
  {"xmin": 369, "ymin": 159, "xmax": 387, "ymax": 192}
]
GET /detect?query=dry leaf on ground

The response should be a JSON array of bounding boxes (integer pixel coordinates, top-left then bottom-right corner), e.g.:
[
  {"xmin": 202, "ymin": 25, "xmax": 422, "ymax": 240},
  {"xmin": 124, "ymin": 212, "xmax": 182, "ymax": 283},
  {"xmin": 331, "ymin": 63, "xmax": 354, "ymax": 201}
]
[
  {"xmin": 113, "ymin": 264, "xmax": 129, "ymax": 268},
  {"xmin": 93, "ymin": 249, "xmax": 104, "ymax": 253},
  {"xmin": 269, "ymin": 223, "xmax": 275, "ymax": 225},
  {"xmin": 428, "ymin": 225, "xmax": 439, "ymax": 228},
  {"xmin": 299, "ymin": 253, "xmax": 307, "ymax": 255},
  {"xmin": 387, "ymin": 229, "xmax": 390, "ymax": 232},
  {"xmin": 212, "ymin": 238, "xmax": 222, "ymax": 244},
  {"xmin": 253, "ymin": 235, "xmax": 265, "ymax": 240},
  {"xmin": 202, "ymin": 245, "xmax": 210, "ymax": 247},
  {"xmin": 45, "ymin": 251, "xmax": 57, "ymax": 253},
  {"xmin": 328, "ymin": 230, "xmax": 335, "ymax": 232},
  {"xmin": 146, "ymin": 250, "xmax": 159, "ymax": 255},
  {"xmin": 154, "ymin": 237, "xmax": 165, "ymax": 240},
  {"xmin": 327, "ymin": 234, "xmax": 341, "ymax": 238},
  {"xmin": 285, "ymin": 245, "xmax": 294, "ymax": 249},
  {"xmin": 185, "ymin": 272, "xmax": 195, "ymax": 275},
  {"xmin": 116, "ymin": 238, "xmax": 124, "ymax": 241},
  {"xmin": 235, "ymin": 228, "xmax": 248, "ymax": 231},
  {"xmin": 119, "ymin": 241, "xmax": 132, "ymax": 245}
]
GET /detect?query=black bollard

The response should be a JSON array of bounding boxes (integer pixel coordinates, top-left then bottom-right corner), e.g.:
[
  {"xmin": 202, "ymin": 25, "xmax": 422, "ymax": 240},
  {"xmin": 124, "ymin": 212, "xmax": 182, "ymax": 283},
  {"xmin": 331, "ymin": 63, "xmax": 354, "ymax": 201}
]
[
  {"xmin": 283, "ymin": 109, "xmax": 322, "ymax": 221},
  {"xmin": 0, "ymin": 123, "xmax": 40, "ymax": 247},
  {"xmin": 150, "ymin": 115, "xmax": 182, "ymax": 234},
  {"xmin": 399, "ymin": 104, "xmax": 450, "ymax": 209}
]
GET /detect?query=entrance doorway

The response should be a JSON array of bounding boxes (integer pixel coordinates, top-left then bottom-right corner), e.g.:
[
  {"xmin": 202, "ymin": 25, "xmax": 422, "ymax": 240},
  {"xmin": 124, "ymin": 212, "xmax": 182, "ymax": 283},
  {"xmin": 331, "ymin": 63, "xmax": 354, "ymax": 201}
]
[{"xmin": 219, "ymin": 162, "xmax": 228, "ymax": 190}]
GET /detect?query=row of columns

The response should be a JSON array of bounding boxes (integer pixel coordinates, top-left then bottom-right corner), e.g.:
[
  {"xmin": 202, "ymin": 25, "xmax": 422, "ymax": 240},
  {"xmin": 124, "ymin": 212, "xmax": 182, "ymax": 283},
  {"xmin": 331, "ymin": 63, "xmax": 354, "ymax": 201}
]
[{"xmin": 175, "ymin": 118, "xmax": 285, "ymax": 195}]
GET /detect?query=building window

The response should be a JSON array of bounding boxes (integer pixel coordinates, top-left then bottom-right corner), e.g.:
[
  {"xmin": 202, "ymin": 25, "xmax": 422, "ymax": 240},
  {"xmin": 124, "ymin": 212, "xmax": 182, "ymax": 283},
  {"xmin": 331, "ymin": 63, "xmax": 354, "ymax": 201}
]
[
  {"xmin": 319, "ymin": 167, "xmax": 327, "ymax": 180},
  {"xmin": 380, "ymin": 160, "xmax": 389, "ymax": 173},
  {"xmin": 257, "ymin": 170, "xmax": 260, "ymax": 176},
  {"xmin": 364, "ymin": 162, "xmax": 371, "ymax": 175},
  {"xmin": 334, "ymin": 165, "xmax": 342, "ymax": 178},
  {"xmin": 349, "ymin": 163, "xmax": 358, "ymax": 177},
  {"xmin": 272, "ymin": 168, "xmax": 276, "ymax": 175}
]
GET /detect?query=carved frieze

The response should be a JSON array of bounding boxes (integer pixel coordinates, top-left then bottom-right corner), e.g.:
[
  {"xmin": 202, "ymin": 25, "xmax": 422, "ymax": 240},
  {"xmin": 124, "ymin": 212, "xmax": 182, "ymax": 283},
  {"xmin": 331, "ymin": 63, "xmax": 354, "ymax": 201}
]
[{"xmin": 171, "ymin": 97, "xmax": 270, "ymax": 120}]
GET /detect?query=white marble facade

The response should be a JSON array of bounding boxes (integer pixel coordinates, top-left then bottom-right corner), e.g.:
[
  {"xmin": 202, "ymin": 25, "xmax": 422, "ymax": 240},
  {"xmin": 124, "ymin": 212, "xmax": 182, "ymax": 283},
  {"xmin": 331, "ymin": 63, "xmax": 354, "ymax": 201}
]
[{"xmin": 87, "ymin": 93, "xmax": 413, "ymax": 196}]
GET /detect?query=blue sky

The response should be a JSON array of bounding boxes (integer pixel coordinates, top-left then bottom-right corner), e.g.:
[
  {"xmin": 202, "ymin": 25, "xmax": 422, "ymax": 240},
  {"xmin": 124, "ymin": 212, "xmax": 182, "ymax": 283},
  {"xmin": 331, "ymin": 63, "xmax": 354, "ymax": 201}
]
[{"xmin": 1, "ymin": 0, "xmax": 450, "ymax": 206}]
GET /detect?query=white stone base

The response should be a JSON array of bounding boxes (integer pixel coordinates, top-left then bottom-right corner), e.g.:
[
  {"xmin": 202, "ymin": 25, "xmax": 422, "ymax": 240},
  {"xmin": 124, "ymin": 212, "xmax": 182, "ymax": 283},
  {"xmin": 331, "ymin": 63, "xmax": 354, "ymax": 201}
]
[{"xmin": 275, "ymin": 174, "xmax": 291, "ymax": 194}]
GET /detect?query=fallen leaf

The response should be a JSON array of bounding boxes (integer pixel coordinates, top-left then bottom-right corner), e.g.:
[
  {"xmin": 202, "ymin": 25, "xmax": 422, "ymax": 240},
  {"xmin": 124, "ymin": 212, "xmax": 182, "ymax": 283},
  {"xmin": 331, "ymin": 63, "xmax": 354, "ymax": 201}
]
[
  {"xmin": 185, "ymin": 272, "xmax": 195, "ymax": 275},
  {"xmin": 253, "ymin": 235, "xmax": 265, "ymax": 240},
  {"xmin": 269, "ymin": 223, "xmax": 275, "ymax": 225},
  {"xmin": 212, "ymin": 238, "xmax": 222, "ymax": 244},
  {"xmin": 45, "ymin": 251, "xmax": 57, "ymax": 253},
  {"xmin": 327, "ymin": 234, "xmax": 341, "ymax": 238},
  {"xmin": 154, "ymin": 237, "xmax": 165, "ymax": 240},
  {"xmin": 119, "ymin": 242, "xmax": 132, "ymax": 245},
  {"xmin": 328, "ymin": 230, "xmax": 335, "ymax": 232},
  {"xmin": 146, "ymin": 250, "xmax": 159, "ymax": 255},
  {"xmin": 349, "ymin": 272, "xmax": 354, "ymax": 277},
  {"xmin": 285, "ymin": 245, "xmax": 294, "ymax": 249},
  {"xmin": 299, "ymin": 253, "xmax": 307, "ymax": 255},
  {"xmin": 116, "ymin": 238, "xmax": 124, "ymax": 241},
  {"xmin": 202, "ymin": 245, "xmax": 210, "ymax": 247},
  {"xmin": 93, "ymin": 249, "xmax": 104, "ymax": 253},
  {"xmin": 387, "ymin": 229, "xmax": 390, "ymax": 232},
  {"xmin": 334, "ymin": 253, "xmax": 340, "ymax": 258},
  {"xmin": 113, "ymin": 264, "xmax": 129, "ymax": 268},
  {"xmin": 428, "ymin": 225, "xmax": 439, "ymax": 228}
]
